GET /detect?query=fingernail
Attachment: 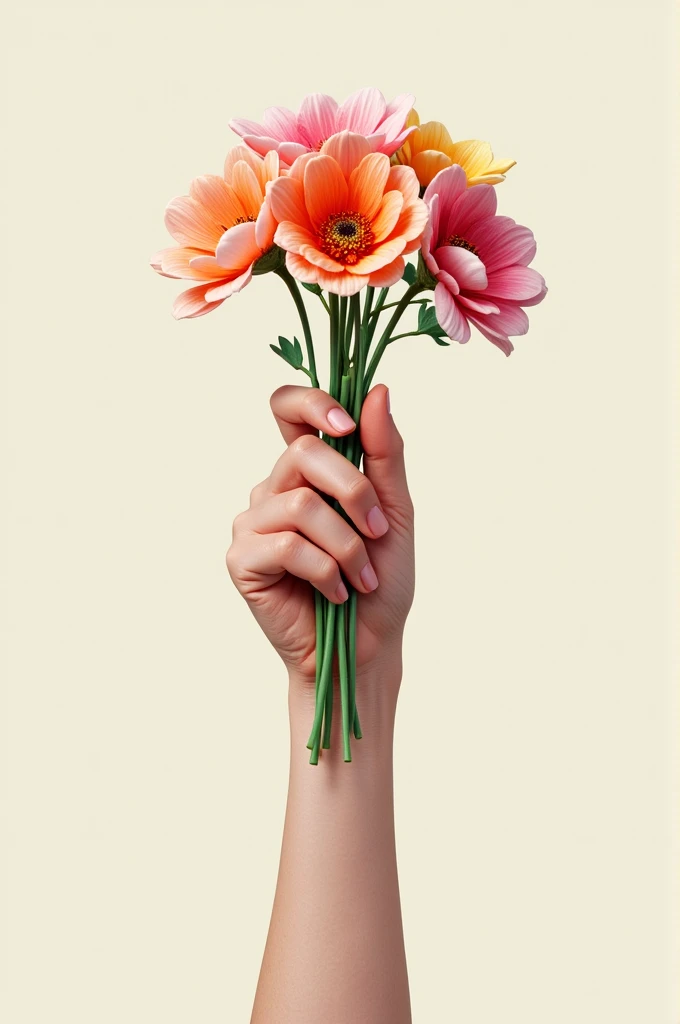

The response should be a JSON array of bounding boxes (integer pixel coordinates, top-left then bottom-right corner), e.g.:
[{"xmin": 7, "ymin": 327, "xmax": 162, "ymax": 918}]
[
  {"xmin": 367, "ymin": 505, "xmax": 389, "ymax": 537},
  {"xmin": 386, "ymin": 388, "xmax": 391, "ymax": 415},
  {"xmin": 327, "ymin": 407, "xmax": 355, "ymax": 433},
  {"xmin": 360, "ymin": 562, "xmax": 379, "ymax": 592},
  {"xmin": 336, "ymin": 581, "xmax": 349, "ymax": 602}
]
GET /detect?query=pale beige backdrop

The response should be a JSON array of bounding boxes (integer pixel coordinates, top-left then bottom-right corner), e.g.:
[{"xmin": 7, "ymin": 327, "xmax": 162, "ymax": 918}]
[{"xmin": 1, "ymin": 0, "xmax": 677, "ymax": 1021}]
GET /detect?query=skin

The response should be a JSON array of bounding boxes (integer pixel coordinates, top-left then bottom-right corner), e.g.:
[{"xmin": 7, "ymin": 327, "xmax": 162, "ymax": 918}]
[{"xmin": 227, "ymin": 383, "xmax": 414, "ymax": 1024}]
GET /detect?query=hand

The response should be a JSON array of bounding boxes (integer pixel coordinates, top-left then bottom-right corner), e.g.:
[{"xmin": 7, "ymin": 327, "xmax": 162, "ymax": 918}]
[{"xmin": 226, "ymin": 384, "xmax": 414, "ymax": 701}]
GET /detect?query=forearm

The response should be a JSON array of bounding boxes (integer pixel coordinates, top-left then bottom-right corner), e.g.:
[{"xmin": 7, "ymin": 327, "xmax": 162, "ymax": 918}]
[{"xmin": 251, "ymin": 660, "xmax": 411, "ymax": 1024}]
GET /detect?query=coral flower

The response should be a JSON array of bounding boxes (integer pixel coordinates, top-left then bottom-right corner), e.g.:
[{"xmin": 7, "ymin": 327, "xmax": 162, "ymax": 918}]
[
  {"xmin": 421, "ymin": 165, "xmax": 546, "ymax": 355},
  {"xmin": 393, "ymin": 110, "xmax": 516, "ymax": 189},
  {"xmin": 151, "ymin": 146, "xmax": 280, "ymax": 319},
  {"xmin": 268, "ymin": 132, "xmax": 428, "ymax": 297},
  {"xmin": 230, "ymin": 88, "xmax": 415, "ymax": 167}
]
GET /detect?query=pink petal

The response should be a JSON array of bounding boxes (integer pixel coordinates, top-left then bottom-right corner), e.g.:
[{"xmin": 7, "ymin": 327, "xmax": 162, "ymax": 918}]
[
  {"xmin": 368, "ymin": 256, "xmax": 405, "ymax": 288},
  {"xmin": 521, "ymin": 283, "xmax": 548, "ymax": 307},
  {"xmin": 444, "ymin": 183, "xmax": 497, "ymax": 239},
  {"xmin": 172, "ymin": 284, "xmax": 224, "ymax": 320},
  {"xmin": 215, "ymin": 221, "xmax": 260, "ymax": 271},
  {"xmin": 436, "ymin": 269, "xmax": 459, "ymax": 295},
  {"xmin": 421, "ymin": 193, "xmax": 439, "ymax": 267},
  {"xmin": 468, "ymin": 216, "xmax": 537, "ymax": 273},
  {"xmin": 337, "ymin": 87, "xmax": 386, "ymax": 135},
  {"xmin": 297, "ymin": 93, "xmax": 339, "ymax": 148},
  {"xmin": 204, "ymin": 266, "xmax": 253, "ymax": 301},
  {"xmin": 268, "ymin": 176, "xmax": 312, "ymax": 228},
  {"xmin": 240, "ymin": 134, "xmax": 279, "ymax": 158},
  {"xmin": 435, "ymin": 245, "xmax": 488, "ymax": 291},
  {"xmin": 320, "ymin": 132, "xmax": 373, "ymax": 178},
  {"xmin": 229, "ymin": 118, "xmax": 267, "ymax": 139},
  {"xmin": 164, "ymin": 196, "xmax": 222, "ymax": 250},
  {"xmin": 378, "ymin": 94, "xmax": 415, "ymax": 141},
  {"xmin": 457, "ymin": 294, "xmax": 500, "ymax": 315},
  {"xmin": 278, "ymin": 142, "xmax": 309, "ymax": 166},
  {"xmin": 434, "ymin": 283, "xmax": 471, "ymax": 343},
  {"xmin": 423, "ymin": 163, "xmax": 467, "ymax": 208},
  {"xmin": 262, "ymin": 106, "xmax": 300, "ymax": 142},
  {"xmin": 484, "ymin": 266, "xmax": 545, "ymax": 302}
]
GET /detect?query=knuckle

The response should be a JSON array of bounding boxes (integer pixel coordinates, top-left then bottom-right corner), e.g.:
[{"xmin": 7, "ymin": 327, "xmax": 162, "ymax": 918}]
[
  {"xmin": 345, "ymin": 472, "xmax": 372, "ymax": 503},
  {"xmin": 342, "ymin": 530, "xmax": 366, "ymax": 562},
  {"xmin": 290, "ymin": 433, "xmax": 320, "ymax": 460},
  {"xmin": 249, "ymin": 481, "xmax": 266, "ymax": 506},
  {"xmin": 287, "ymin": 486, "xmax": 318, "ymax": 519},
  {"xmin": 316, "ymin": 555, "xmax": 339, "ymax": 585},
  {"xmin": 225, "ymin": 543, "xmax": 239, "ymax": 576},
  {"xmin": 277, "ymin": 531, "xmax": 301, "ymax": 561},
  {"xmin": 231, "ymin": 510, "xmax": 249, "ymax": 537}
]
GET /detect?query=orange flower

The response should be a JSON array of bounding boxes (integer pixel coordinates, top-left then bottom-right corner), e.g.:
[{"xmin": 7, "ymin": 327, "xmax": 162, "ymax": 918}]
[
  {"xmin": 151, "ymin": 147, "xmax": 280, "ymax": 319},
  {"xmin": 393, "ymin": 110, "xmax": 516, "ymax": 189},
  {"xmin": 268, "ymin": 131, "xmax": 428, "ymax": 296}
]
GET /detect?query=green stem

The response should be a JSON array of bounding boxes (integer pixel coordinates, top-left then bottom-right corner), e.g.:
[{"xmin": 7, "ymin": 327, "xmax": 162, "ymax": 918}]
[
  {"xmin": 337, "ymin": 601, "xmax": 351, "ymax": 762},
  {"xmin": 276, "ymin": 267, "xmax": 319, "ymax": 389},
  {"xmin": 308, "ymin": 602, "xmax": 337, "ymax": 763},
  {"xmin": 348, "ymin": 589, "xmax": 361, "ymax": 738},
  {"xmin": 368, "ymin": 298, "xmax": 428, "ymax": 320},
  {"xmin": 363, "ymin": 283, "xmax": 424, "ymax": 397},
  {"xmin": 368, "ymin": 287, "xmax": 389, "ymax": 342}
]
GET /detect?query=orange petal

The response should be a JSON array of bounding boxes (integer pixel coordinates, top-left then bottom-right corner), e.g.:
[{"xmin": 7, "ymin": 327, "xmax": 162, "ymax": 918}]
[
  {"xmin": 172, "ymin": 283, "xmax": 224, "ymax": 320},
  {"xmin": 386, "ymin": 164, "xmax": 420, "ymax": 202},
  {"xmin": 315, "ymin": 267, "xmax": 369, "ymax": 295},
  {"xmin": 224, "ymin": 145, "xmax": 267, "ymax": 187},
  {"xmin": 231, "ymin": 162, "xmax": 265, "ymax": 219},
  {"xmin": 303, "ymin": 155, "xmax": 349, "ymax": 230},
  {"xmin": 299, "ymin": 245, "xmax": 343, "ymax": 273},
  {"xmin": 388, "ymin": 197, "xmax": 429, "ymax": 244},
  {"xmin": 348, "ymin": 153, "xmax": 390, "ymax": 221},
  {"xmin": 371, "ymin": 190, "xmax": 404, "ymax": 243},
  {"xmin": 285, "ymin": 251, "xmax": 321, "ymax": 284},
  {"xmin": 189, "ymin": 175, "xmax": 246, "ymax": 229},
  {"xmin": 164, "ymin": 196, "xmax": 223, "ymax": 250},
  {"xmin": 288, "ymin": 151, "xmax": 320, "ymax": 183},
  {"xmin": 215, "ymin": 221, "xmax": 260, "ymax": 272},
  {"xmin": 347, "ymin": 236, "xmax": 406, "ymax": 274},
  {"xmin": 368, "ymin": 256, "xmax": 405, "ymax": 288},
  {"xmin": 274, "ymin": 220, "xmax": 318, "ymax": 254},
  {"xmin": 162, "ymin": 247, "xmax": 226, "ymax": 280},
  {"xmin": 268, "ymin": 177, "xmax": 312, "ymax": 230},
  {"xmin": 321, "ymin": 132, "xmax": 372, "ymax": 179}
]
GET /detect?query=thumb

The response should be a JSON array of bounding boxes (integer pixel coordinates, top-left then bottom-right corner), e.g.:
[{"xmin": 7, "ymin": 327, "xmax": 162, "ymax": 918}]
[{"xmin": 360, "ymin": 384, "xmax": 413, "ymax": 520}]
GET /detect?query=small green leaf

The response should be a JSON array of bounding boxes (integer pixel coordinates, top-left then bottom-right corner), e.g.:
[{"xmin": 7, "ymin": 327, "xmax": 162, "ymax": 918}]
[
  {"xmin": 401, "ymin": 262, "xmax": 417, "ymax": 285},
  {"xmin": 432, "ymin": 336, "xmax": 450, "ymax": 346},
  {"xmin": 418, "ymin": 304, "xmax": 447, "ymax": 338},
  {"xmin": 292, "ymin": 337, "xmax": 303, "ymax": 367},
  {"xmin": 301, "ymin": 282, "xmax": 323, "ymax": 296},
  {"xmin": 271, "ymin": 336, "xmax": 304, "ymax": 370}
]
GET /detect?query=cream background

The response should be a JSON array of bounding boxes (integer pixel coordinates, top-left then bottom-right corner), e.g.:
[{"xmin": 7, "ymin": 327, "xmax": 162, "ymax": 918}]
[{"xmin": 1, "ymin": 1, "xmax": 677, "ymax": 1021}]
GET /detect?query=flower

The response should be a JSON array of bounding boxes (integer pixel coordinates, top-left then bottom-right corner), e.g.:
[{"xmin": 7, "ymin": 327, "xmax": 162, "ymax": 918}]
[
  {"xmin": 393, "ymin": 110, "xmax": 516, "ymax": 189},
  {"xmin": 151, "ymin": 146, "xmax": 281, "ymax": 319},
  {"xmin": 268, "ymin": 131, "xmax": 428, "ymax": 297},
  {"xmin": 420, "ymin": 165, "xmax": 546, "ymax": 355},
  {"xmin": 230, "ymin": 88, "xmax": 416, "ymax": 167}
]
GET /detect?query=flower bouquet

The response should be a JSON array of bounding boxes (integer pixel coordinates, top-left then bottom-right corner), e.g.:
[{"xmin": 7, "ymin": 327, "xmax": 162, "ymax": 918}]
[{"xmin": 151, "ymin": 88, "xmax": 547, "ymax": 763}]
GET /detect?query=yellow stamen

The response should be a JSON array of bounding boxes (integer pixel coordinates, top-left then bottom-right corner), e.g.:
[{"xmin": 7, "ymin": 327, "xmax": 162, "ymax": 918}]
[{"xmin": 318, "ymin": 211, "xmax": 374, "ymax": 265}]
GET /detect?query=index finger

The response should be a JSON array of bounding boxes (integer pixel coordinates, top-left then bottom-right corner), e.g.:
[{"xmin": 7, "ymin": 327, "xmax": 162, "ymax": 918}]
[{"xmin": 270, "ymin": 385, "xmax": 356, "ymax": 445}]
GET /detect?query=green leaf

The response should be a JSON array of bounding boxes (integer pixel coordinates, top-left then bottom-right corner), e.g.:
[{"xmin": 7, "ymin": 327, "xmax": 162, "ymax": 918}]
[
  {"xmin": 432, "ymin": 335, "xmax": 450, "ymax": 346},
  {"xmin": 301, "ymin": 282, "xmax": 323, "ymax": 296},
  {"xmin": 418, "ymin": 304, "xmax": 447, "ymax": 339},
  {"xmin": 270, "ymin": 335, "xmax": 304, "ymax": 370},
  {"xmin": 401, "ymin": 262, "xmax": 417, "ymax": 285}
]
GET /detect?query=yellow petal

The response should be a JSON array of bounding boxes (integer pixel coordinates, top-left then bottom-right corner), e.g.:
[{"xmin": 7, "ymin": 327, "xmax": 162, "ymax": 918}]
[
  {"xmin": 412, "ymin": 150, "xmax": 453, "ymax": 187},
  {"xmin": 416, "ymin": 121, "xmax": 455, "ymax": 157}
]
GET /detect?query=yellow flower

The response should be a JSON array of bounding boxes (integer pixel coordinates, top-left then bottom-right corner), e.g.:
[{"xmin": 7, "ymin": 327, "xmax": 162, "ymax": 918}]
[{"xmin": 392, "ymin": 110, "xmax": 516, "ymax": 189}]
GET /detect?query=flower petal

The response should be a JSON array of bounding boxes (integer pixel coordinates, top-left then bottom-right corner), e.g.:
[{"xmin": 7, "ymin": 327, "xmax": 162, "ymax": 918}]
[
  {"xmin": 423, "ymin": 162, "xmax": 468, "ymax": 208},
  {"xmin": 469, "ymin": 217, "xmax": 537, "ymax": 272},
  {"xmin": 255, "ymin": 199, "xmax": 277, "ymax": 249},
  {"xmin": 347, "ymin": 236, "xmax": 406, "ymax": 274},
  {"xmin": 285, "ymin": 251, "xmax": 320, "ymax": 284},
  {"xmin": 278, "ymin": 142, "xmax": 309, "ymax": 166},
  {"xmin": 457, "ymin": 293, "xmax": 500, "ymax": 315},
  {"xmin": 168, "ymin": 248, "xmax": 228, "ymax": 280},
  {"xmin": 230, "ymin": 162, "xmax": 264, "ymax": 220},
  {"xmin": 348, "ymin": 152, "xmax": 390, "ymax": 221},
  {"xmin": 229, "ymin": 118, "xmax": 267, "ymax": 139},
  {"xmin": 434, "ymin": 283, "xmax": 471, "ymax": 343},
  {"xmin": 215, "ymin": 221, "xmax": 260, "ymax": 271},
  {"xmin": 297, "ymin": 93, "xmax": 339, "ymax": 148},
  {"xmin": 164, "ymin": 196, "xmax": 222, "ymax": 250},
  {"xmin": 189, "ymin": 175, "xmax": 245, "ymax": 229},
  {"xmin": 321, "ymin": 131, "xmax": 372, "ymax": 178},
  {"xmin": 315, "ymin": 267, "xmax": 369, "ymax": 295},
  {"xmin": 303, "ymin": 155, "xmax": 349, "ymax": 230},
  {"xmin": 435, "ymin": 245, "xmax": 488, "ymax": 291},
  {"xmin": 274, "ymin": 220, "xmax": 318, "ymax": 254},
  {"xmin": 388, "ymin": 197, "xmax": 429, "ymax": 244},
  {"xmin": 444, "ymin": 183, "xmax": 497, "ymax": 239},
  {"xmin": 204, "ymin": 266, "xmax": 253, "ymax": 301},
  {"xmin": 386, "ymin": 164, "xmax": 420, "ymax": 203},
  {"xmin": 337, "ymin": 87, "xmax": 386, "ymax": 135},
  {"xmin": 268, "ymin": 176, "xmax": 312, "ymax": 230},
  {"xmin": 484, "ymin": 266, "xmax": 546, "ymax": 302},
  {"xmin": 379, "ymin": 94, "xmax": 415, "ymax": 142},
  {"xmin": 262, "ymin": 106, "xmax": 299, "ymax": 142},
  {"xmin": 172, "ymin": 284, "xmax": 224, "ymax": 320},
  {"xmin": 239, "ymin": 134, "xmax": 280, "ymax": 158},
  {"xmin": 368, "ymin": 256, "xmax": 405, "ymax": 288},
  {"xmin": 447, "ymin": 139, "xmax": 496, "ymax": 180},
  {"xmin": 224, "ymin": 146, "xmax": 267, "ymax": 187},
  {"xmin": 371, "ymin": 190, "xmax": 404, "ymax": 243}
]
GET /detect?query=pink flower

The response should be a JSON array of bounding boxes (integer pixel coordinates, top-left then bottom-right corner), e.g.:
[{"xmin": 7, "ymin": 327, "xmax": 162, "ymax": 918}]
[
  {"xmin": 230, "ymin": 88, "xmax": 415, "ymax": 167},
  {"xmin": 421, "ymin": 165, "xmax": 547, "ymax": 355},
  {"xmin": 150, "ymin": 147, "xmax": 280, "ymax": 319}
]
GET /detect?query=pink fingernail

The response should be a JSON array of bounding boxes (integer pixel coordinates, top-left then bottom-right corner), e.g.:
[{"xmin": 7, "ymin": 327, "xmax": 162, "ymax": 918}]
[
  {"xmin": 360, "ymin": 562, "xmax": 379, "ymax": 592},
  {"xmin": 327, "ymin": 408, "xmax": 355, "ymax": 433},
  {"xmin": 367, "ymin": 505, "xmax": 389, "ymax": 537},
  {"xmin": 336, "ymin": 581, "xmax": 349, "ymax": 603}
]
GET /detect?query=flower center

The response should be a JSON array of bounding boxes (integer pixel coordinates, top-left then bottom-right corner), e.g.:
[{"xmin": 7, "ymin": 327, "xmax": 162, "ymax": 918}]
[
  {"xmin": 319, "ymin": 211, "xmax": 374, "ymax": 265},
  {"xmin": 234, "ymin": 215, "xmax": 256, "ymax": 225},
  {"xmin": 447, "ymin": 233, "xmax": 479, "ymax": 256}
]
